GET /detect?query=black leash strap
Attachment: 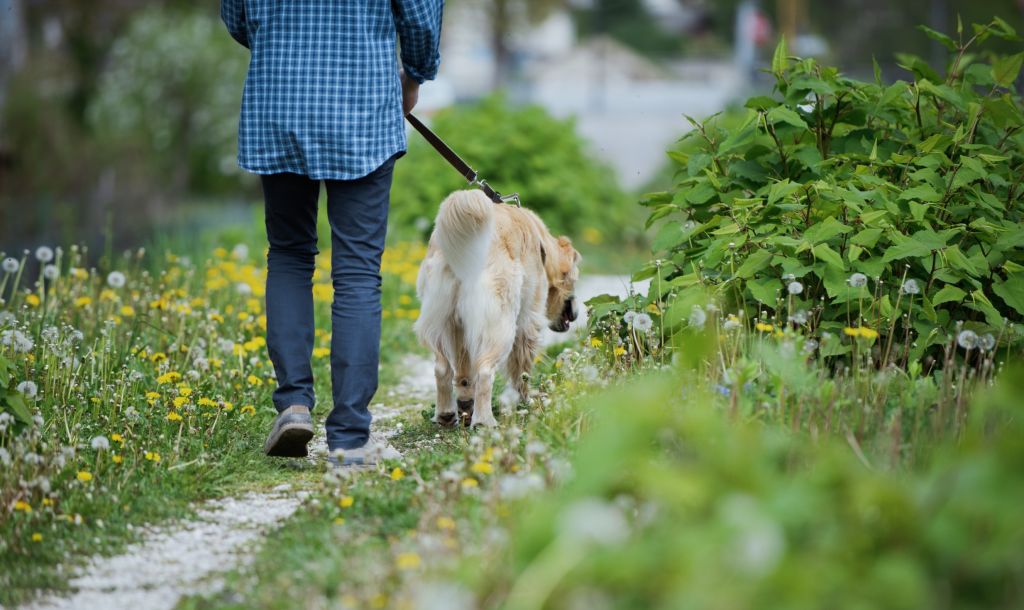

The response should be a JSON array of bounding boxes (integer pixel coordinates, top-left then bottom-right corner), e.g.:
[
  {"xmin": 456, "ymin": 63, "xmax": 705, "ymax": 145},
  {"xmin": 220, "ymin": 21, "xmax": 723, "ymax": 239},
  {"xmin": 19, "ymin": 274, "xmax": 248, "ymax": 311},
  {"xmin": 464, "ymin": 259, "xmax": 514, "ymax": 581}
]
[{"xmin": 405, "ymin": 113, "xmax": 520, "ymax": 206}]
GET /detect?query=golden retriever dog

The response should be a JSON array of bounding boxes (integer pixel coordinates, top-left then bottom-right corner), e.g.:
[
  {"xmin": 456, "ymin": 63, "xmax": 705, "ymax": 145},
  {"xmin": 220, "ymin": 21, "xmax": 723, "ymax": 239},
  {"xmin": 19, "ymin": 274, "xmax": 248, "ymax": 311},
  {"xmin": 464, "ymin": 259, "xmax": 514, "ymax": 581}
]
[{"xmin": 414, "ymin": 190, "xmax": 581, "ymax": 427}]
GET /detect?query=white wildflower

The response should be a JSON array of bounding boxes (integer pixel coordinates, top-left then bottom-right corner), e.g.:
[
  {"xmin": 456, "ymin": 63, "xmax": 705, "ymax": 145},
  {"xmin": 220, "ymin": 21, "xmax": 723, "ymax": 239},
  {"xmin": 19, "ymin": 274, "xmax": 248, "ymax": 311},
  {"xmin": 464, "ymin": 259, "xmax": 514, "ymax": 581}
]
[
  {"xmin": 106, "ymin": 271, "xmax": 126, "ymax": 288},
  {"xmin": 979, "ymin": 333, "xmax": 996, "ymax": 351},
  {"xmin": 559, "ymin": 498, "xmax": 629, "ymax": 546},
  {"xmin": 41, "ymin": 326, "xmax": 59, "ymax": 343},
  {"xmin": 956, "ymin": 329, "xmax": 978, "ymax": 350},
  {"xmin": 35, "ymin": 246, "xmax": 54, "ymax": 263},
  {"xmin": 70, "ymin": 330, "xmax": 84, "ymax": 343},
  {"xmin": 525, "ymin": 440, "xmax": 547, "ymax": 456},
  {"xmin": 2, "ymin": 257, "xmax": 19, "ymax": 273},
  {"xmin": 0, "ymin": 447, "xmax": 10, "ymax": 466},
  {"xmin": 900, "ymin": 278, "xmax": 920, "ymax": 295},
  {"xmin": 90, "ymin": 436, "xmax": 110, "ymax": 450},
  {"xmin": 723, "ymin": 316, "xmax": 742, "ymax": 331},
  {"xmin": 231, "ymin": 243, "xmax": 250, "ymax": 260},
  {"xmin": 42, "ymin": 264, "xmax": 59, "ymax": 280},
  {"xmin": 1, "ymin": 329, "xmax": 34, "ymax": 353},
  {"xmin": 802, "ymin": 339, "xmax": 819, "ymax": 353},
  {"xmin": 217, "ymin": 338, "xmax": 235, "ymax": 354},
  {"xmin": 787, "ymin": 281, "xmax": 804, "ymax": 295},
  {"xmin": 0, "ymin": 311, "xmax": 15, "ymax": 327},
  {"xmin": 689, "ymin": 305, "xmax": 707, "ymax": 329},
  {"xmin": 236, "ymin": 282, "xmax": 253, "ymax": 295},
  {"xmin": 847, "ymin": 273, "xmax": 868, "ymax": 288},
  {"xmin": 789, "ymin": 310, "xmax": 808, "ymax": 325},
  {"xmin": 129, "ymin": 370, "xmax": 144, "ymax": 382},
  {"xmin": 631, "ymin": 313, "xmax": 654, "ymax": 333},
  {"xmin": 622, "ymin": 310, "xmax": 637, "ymax": 325}
]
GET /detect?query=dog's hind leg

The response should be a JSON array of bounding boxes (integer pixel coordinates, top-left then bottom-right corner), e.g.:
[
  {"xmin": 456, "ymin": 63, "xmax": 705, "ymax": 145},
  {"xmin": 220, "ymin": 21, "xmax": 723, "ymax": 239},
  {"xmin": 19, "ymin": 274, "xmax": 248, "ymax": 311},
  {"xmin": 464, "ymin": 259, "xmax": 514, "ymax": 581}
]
[
  {"xmin": 431, "ymin": 349, "xmax": 457, "ymax": 427},
  {"xmin": 500, "ymin": 328, "xmax": 538, "ymax": 412}
]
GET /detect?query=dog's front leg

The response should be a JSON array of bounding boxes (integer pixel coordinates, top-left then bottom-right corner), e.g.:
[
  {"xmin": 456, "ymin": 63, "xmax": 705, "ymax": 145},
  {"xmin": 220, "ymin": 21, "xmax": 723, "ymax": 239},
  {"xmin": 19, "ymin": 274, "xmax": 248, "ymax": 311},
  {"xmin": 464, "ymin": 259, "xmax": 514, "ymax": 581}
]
[
  {"xmin": 470, "ymin": 364, "xmax": 498, "ymax": 428},
  {"xmin": 432, "ymin": 353, "xmax": 458, "ymax": 427}
]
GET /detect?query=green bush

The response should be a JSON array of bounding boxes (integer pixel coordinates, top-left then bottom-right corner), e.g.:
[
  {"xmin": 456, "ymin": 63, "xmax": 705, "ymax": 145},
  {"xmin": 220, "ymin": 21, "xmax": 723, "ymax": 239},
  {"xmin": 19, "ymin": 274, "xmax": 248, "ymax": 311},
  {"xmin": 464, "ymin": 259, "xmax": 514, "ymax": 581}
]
[
  {"xmin": 391, "ymin": 96, "xmax": 632, "ymax": 241},
  {"xmin": 629, "ymin": 19, "xmax": 1024, "ymax": 360},
  {"xmin": 475, "ymin": 368, "xmax": 1024, "ymax": 610}
]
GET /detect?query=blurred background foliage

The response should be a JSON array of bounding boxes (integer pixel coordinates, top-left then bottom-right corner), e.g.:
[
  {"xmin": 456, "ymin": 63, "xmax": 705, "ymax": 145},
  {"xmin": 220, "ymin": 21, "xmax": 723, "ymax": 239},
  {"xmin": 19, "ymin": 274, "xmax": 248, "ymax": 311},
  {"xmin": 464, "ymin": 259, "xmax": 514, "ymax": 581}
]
[{"xmin": 0, "ymin": 0, "xmax": 1022, "ymax": 252}]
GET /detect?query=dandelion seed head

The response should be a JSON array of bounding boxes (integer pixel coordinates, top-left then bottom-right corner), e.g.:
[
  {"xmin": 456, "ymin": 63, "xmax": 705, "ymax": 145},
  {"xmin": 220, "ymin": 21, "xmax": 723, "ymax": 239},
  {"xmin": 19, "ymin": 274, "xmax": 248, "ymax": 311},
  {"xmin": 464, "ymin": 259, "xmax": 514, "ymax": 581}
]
[
  {"xmin": 559, "ymin": 498, "xmax": 629, "ymax": 546},
  {"xmin": 957, "ymin": 329, "xmax": 978, "ymax": 350},
  {"xmin": 900, "ymin": 278, "xmax": 920, "ymax": 295},
  {"xmin": 787, "ymin": 281, "xmax": 804, "ymax": 295},
  {"xmin": 2, "ymin": 257, "xmax": 19, "ymax": 273},
  {"xmin": 789, "ymin": 310, "xmax": 808, "ymax": 325},
  {"xmin": 622, "ymin": 310, "xmax": 637, "ymax": 325},
  {"xmin": 632, "ymin": 313, "xmax": 654, "ymax": 333},
  {"xmin": 689, "ymin": 305, "xmax": 707, "ymax": 329},
  {"xmin": 1, "ymin": 329, "xmax": 34, "ymax": 353},
  {"xmin": 42, "ymin": 265, "xmax": 59, "ymax": 280},
  {"xmin": 106, "ymin": 271, "xmax": 126, "ymax": 289},
  {"xmin": 847, "ymin": 273, "xmax": 868, "ymax": 288},
  {"xmin": 979, "ymin": 333, "xmax": 996, "ymax": 351},
  {"xmin": 35, "ymin": 246, "xmax": 54, "ymax": 263},
  {"xmin": 0, "ymin": 312, "xmax": 15, "ymax": 327},
  {"xmin": 803, "ymin": 339, "xmax": 819, "ymax": 353},
  {"xmin": 90, "ymin": 436, "xmax": 110, "ymax": 451},
  {"xmin": 235, "ymin": 282, "xmax": 252, "ymax": 295},
  {"xmin": 231, "ymin": 243, "xmax": 249, "ymax": 260}
]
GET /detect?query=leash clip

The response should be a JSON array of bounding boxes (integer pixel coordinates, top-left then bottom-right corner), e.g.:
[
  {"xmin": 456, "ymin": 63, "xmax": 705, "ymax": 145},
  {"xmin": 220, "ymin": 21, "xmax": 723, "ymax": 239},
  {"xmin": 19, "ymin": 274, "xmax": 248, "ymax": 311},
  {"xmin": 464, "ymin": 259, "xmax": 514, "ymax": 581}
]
[{"xmin": 475, "ymin": 179, "xmax": 521, "ymax": 207}]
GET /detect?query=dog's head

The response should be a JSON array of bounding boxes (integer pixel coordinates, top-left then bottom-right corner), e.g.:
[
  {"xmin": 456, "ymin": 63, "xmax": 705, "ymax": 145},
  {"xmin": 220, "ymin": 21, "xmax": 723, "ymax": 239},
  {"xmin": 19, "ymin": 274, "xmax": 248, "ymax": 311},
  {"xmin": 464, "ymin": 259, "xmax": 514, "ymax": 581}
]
[{"xmin": 545, "ymin": 236, "xmax": 581, "ymax": 333}]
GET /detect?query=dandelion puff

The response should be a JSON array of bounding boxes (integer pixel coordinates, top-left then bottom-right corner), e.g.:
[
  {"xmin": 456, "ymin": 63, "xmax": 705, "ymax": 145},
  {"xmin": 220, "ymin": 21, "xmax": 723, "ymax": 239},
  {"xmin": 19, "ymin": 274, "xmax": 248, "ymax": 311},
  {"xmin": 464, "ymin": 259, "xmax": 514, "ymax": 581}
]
[
  {"xmin": 622, "ymin": 311, "xmax": 637, "ymax": 325},
  {"xmin": 0, "ymin": 447, "xmax": 10, "ymax": 466},
  {"xmin": 2, "ymin": 257, "xmax": 19, "ymax": 274},
  {"xmin": 632, "ymin": 313, "xmax": 654, "ymax": 333},
  {"xmin": 802, "ymin": 339, "xmax": 819, "ymax": 353},
  {"xmin": 90, "ymin": 436, "xmax": 110, "ymax": 451},
  {"xmin": 847, "ymin": 273, "xmax": 868, "ymax": 288},
  {"xmin": 979, "ymin": 333, "xmax": 996, "ymax": 351},
  {"xmin": 236, "ymin": 282, "xmax": 253, "ymax": 295},
  {"xmin": 782, "ymin": 273, "xmax": 795, "ymax": 281},
  {"xmin": 231, "ymin": 244, "xmax": 250, "ymax": 260},
  {"xmin": 689, "ymin": 305, "xmax": 707, "ymax": 329},
  {"xmin": 1, "ymin": 330, "xmax": 34, "ymax": 353},
  {"xmin": 787, "ymin": 281, "xmax": 804, "ymax": 295},
  {"xmin": 17, "ymin": 380, "xmax": 38, "ymax": 399},
  {"xmin": 723, "ymin": 315, "xmax": 742, "ymax": 331},
  {"xmin": 106, "ymin": 271, "xmax": 126, "ymax": 288},
  {"xmin": 789, "ymin": 310, "xmax": 808, "ymax": 325},
  {"xmin": 0, "ymin": 312, "xmax": 15, "ymax": 327},
  {"xmin": 900, "ymin": 278, "xmax": 920, "ymax": 295},
  {"xmin": 35, "ymin": 246, "xmax": 54, "ymax": 263},
  {"xmin": 42, "ymin": 265, "xmax": 59, "ymax": 280},
  {"xmin": 957, "ymin": 329, "xmax": 978, "ymax": 350}
]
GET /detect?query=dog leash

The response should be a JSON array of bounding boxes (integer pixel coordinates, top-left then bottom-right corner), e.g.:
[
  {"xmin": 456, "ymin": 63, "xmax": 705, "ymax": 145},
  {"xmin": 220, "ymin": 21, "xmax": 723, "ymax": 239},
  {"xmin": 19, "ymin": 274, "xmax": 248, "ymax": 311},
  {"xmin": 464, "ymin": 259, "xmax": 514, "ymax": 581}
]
[{"xmin": 405, "ymin": 113, "xmax": 521, "ymax": 207}]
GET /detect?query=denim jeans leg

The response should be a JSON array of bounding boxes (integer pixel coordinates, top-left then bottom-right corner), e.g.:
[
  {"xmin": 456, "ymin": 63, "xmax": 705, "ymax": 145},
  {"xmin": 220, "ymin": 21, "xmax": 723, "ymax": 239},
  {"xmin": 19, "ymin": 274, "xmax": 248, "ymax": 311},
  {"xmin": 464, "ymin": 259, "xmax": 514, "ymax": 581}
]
[
  {"xmin": 323, "ymin": 155, "xmax": 398, "ymax": 450},
  {"xmin": 261, "ymin": 173, "xmax": 320, "ymax": 414}
]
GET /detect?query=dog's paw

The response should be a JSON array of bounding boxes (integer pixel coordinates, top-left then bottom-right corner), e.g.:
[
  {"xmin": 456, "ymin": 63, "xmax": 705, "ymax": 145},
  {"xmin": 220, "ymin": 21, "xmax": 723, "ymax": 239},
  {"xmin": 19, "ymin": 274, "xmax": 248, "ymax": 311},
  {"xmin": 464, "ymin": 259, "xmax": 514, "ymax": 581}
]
[
  {"xmin": 433, "ymin": 410, "xmax": 458, "ymax": 427},
  {"xmin": 470, "ymin": 413, "xmax": 498, "ymax": 428}
]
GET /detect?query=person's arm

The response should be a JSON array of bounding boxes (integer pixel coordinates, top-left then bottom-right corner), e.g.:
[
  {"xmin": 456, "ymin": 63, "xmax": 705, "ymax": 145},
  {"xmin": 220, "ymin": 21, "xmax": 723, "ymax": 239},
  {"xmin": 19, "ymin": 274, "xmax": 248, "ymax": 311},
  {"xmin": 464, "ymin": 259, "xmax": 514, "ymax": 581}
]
[
  {"xmin": 221, "ymin": 0, "xmax": 250, "ymax": 49},
  {"xmin": 393, "ymin": 0, "xmax": 443, "ymax": 85}
]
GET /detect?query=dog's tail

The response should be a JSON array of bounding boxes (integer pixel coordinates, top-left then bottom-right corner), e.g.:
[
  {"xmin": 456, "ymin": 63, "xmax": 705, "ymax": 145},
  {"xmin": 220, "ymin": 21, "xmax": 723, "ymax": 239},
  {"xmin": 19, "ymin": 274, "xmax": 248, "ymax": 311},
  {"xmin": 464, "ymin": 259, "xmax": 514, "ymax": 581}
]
[{"xmin": 434, "ymin": 190, "xmax": 494, "ymax": 282}]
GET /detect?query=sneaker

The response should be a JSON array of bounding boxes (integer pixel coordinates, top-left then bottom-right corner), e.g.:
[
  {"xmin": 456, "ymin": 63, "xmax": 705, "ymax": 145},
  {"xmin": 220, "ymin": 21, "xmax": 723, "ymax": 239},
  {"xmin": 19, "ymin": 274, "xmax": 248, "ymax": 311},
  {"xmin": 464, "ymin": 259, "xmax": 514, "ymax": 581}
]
[
  {"xmin": 263, "ymin": 405, "xmax": 314, "ymax": 457},
  {"xmin": 327, "ymin": 435, "xmax": 402, "ymax": 467}
]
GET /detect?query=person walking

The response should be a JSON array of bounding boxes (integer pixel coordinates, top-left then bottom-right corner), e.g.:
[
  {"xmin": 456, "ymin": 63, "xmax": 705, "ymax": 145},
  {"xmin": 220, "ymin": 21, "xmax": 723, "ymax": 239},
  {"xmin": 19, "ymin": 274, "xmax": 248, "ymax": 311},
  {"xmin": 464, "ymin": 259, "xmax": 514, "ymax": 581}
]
[{"xmin": 220, "ymin": 0, "xmax": 443, "ymax": 465}]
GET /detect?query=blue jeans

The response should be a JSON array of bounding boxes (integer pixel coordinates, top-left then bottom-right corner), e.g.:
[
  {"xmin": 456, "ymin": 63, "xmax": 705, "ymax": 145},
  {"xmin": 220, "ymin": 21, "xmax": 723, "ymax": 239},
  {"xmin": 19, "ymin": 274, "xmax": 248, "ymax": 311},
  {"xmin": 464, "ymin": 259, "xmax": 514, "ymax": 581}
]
[{"xmin": 261, "ymin": 154, "xmax": 398, "ymax": 451}]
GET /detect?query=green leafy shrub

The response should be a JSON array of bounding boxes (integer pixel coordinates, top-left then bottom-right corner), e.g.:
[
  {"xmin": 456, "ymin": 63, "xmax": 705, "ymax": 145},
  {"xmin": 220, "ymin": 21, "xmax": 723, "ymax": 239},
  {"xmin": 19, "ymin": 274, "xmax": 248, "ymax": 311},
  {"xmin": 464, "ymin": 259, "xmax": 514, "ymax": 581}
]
[
  {"xmin": 475, "ymin": 369, "xmax": 1024, "ymax": 610},
  {"xmin": 391, "ymin": 96, "xmax": 633, "ymax": 241},
  {"xmin": 627, "ymin": 19, "xmax": 1024, "ymax": 360}
]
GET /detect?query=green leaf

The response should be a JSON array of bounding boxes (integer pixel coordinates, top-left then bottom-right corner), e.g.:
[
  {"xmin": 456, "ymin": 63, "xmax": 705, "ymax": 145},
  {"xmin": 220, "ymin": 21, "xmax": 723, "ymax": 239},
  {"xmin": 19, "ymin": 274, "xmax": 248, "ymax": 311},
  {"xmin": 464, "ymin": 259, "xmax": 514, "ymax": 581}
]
[
  {"xmin": 850, "ymin": 228, "xmax": 884, "ymax": 248},
  {"xmin": 804, "ymin": 217, "xmax": 852, "ymax": 245},
  {"xmin": 735, "ymin": 249, "xmax": 773, "ymax": 279},
  {"xmin": 932, "ymin": 284, "xmax": 967, "ymax": 306},
  {"xmin": 683, "ymin": 181, "xmax": 716, "ymax": 205},
  {"xmin": 917, "ymin": 25, "xmax": 957, "ymax": 51},
  {"xmin": 943, "ymin": 245, "xmax": 981, "ymax": 277},
  {"xmin": 992, "ymin": 275, "xmax": 1024, "ymax": 316},
  {"xmin": 767, "ymin": 106, "xmax": 808, "ymax": 130},
  {"xmin": 872, "ymin": 55, "xmax": 882, "ymax": 85},
  {"xmin": 812, "ymin": 243, "xmax": 846, "ymax": 270},
  {"xmin": 4, "ymin": 393, "xmax": 33, "ymax": 425},
  {"xmin": 747, "ymin": 277, "xmax": 780, "ymax": 307},
  {"xmin": 898, "ymin": 184, "xmax": 942, "ymax": 202},
  {"xmin": 992, "ymin": 52, "xmax": 1024, "ymax": 88},
  {"xmin": 771, "ymin": 36, "xmax": 788, "ymax": 76},
  {"xmin": 767, "ymin": 180, "xmax": 802, "ymax": 207}
]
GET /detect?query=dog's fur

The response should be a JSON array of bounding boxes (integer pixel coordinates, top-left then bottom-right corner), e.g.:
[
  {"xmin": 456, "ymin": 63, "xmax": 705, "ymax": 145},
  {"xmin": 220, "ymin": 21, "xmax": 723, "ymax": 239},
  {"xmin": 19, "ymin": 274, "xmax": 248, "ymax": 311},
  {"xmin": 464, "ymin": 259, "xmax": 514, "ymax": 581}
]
[{"xmin": 414, "ymin": 190, "xmax": 580, "ymax": 427}]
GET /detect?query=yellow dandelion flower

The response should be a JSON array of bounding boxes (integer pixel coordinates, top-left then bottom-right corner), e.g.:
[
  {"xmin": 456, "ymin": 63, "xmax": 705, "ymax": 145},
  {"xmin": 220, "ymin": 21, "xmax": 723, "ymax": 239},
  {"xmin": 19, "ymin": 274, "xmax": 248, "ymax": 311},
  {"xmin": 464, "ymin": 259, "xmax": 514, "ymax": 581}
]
[
  {"xmin": 436, "ymin": 516, "xmax": 456, "ymax": 530},
  {"xmin": 32, "ymin": 533, "xmax": 43, "ymax": 542},
  {"xmin": 859, "ymin": 327, "xmax": 879, "ymax": 339},
  {"xmin": 313, "ymin": 347, "xmax": 331, "ymax": 358},
  {"xmin": 14, "ymin": 500, "xmax": 31, "ymax": 513},
  {"xmin": 198, "ymin": 397, "xmax": 217, "ymax": 408},
  {"xmin": 71, "ymin": 267, "xmax": 88, "ymax": 280},
  {"xmin": 408, "ymin": 308, "xmax": 420, "ymax": 319},
  {"xmin": 470, "ymin": 461, "xmax": 493, "ymax": 475},
  {"xmin": 843, "ymin": 327, "xmax": 859, "ymax": 337},
  {"xmin": 390, "ymin": 467, "xmax": 405, "ymax": 481},
  {"xmin": 589, "ymin": 337, "xmax": 604, "ymax": 348},
  {"xmin": 614, "ymin": 346, "xmax": 627, "ymax": 357},
  {"xmin": 145, "ymin": 451, "xmax": 161, "ymax": 462},
  {"xmin": 120, "ymin": 305, "xmax": 136, "ymax": 317},
  {"xmin": 77, "ymin": 471, "xmax": 93, "ymax": 482},
  {"xmin": 371, "ymin": 593, "xmax": 389, "ymax": 609},
  {"xmin": 213, "ymin": 247, "xmax": 228, "ymax": 259},
  {"xmin": 25, "ymin": 293, "xmax": 41, "ymax": 307},
  {"xmin": 42, "ymin": 498, "xmax": 54, "ymax": 507},
  {"xmin": 395, "ymin": 552, "xmax": 421, "ymax": 570},
  {"xmin": 755, "ymin": 322, "xmax": 775, "ymax": 332},
  {"xmin": 461, "ymin": 477, "xmax": 479, "ymax": 489},
  {"xmin": 167, "ymin": 411, "xmax": 183, "ymax": 422},
  {"xmin": 172, "ymin": 396, "xmax": 188, "ymax": 409},
  {"xmin": 222, "ymin": 401, "xmax": 234, "ymax": 411},
  {"xmin": 111, "ymin": 433, "xmax": 125, "ymax": 444},
  {"xmin": 333, "ymin": 517, "xmax": 346, "ymax": 525},
  {"xmin": 339, "ymin": 495, "xmax": 354, "ymax": 508},
  {"xmin": 178, "ymin": 386, "xmax": 192, "ymax": 397},
  {"xmin": 99, "ymin": 289, "xmax": 117, "ymax": 302},
  {"xmin": 112, "ymin": 454, "xmax": 124, "ymax": 464},
  {"xmin": 74, "ymin": 296, "xmax": 93, "ymax": 308},
  {"xmin": 145, "ymin": 391, "xmax": 161, "ymax": 404},
  {"xmin": 240, "ymin": 405, "xmax": 256, "ymax": 416},
  {"xmin": 246, "ymin": 374, "xmax": 262, "ymax": 387}
]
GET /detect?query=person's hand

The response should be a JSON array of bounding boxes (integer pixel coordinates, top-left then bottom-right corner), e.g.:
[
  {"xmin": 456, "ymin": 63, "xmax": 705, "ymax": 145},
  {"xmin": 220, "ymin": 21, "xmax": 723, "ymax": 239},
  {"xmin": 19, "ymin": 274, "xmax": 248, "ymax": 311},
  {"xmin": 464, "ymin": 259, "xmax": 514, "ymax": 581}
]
[{"xmin": 400, "ymin": 71, "xmax": 420, "ymax": 116}]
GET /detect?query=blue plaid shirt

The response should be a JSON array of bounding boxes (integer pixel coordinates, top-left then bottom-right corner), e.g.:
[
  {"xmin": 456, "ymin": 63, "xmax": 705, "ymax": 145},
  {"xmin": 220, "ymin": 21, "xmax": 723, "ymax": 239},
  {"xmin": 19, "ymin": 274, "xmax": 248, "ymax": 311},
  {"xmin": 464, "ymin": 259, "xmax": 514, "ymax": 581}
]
[{"xmin": 221, "ymin": 0, "xmax": 443, "ymax": 180}]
